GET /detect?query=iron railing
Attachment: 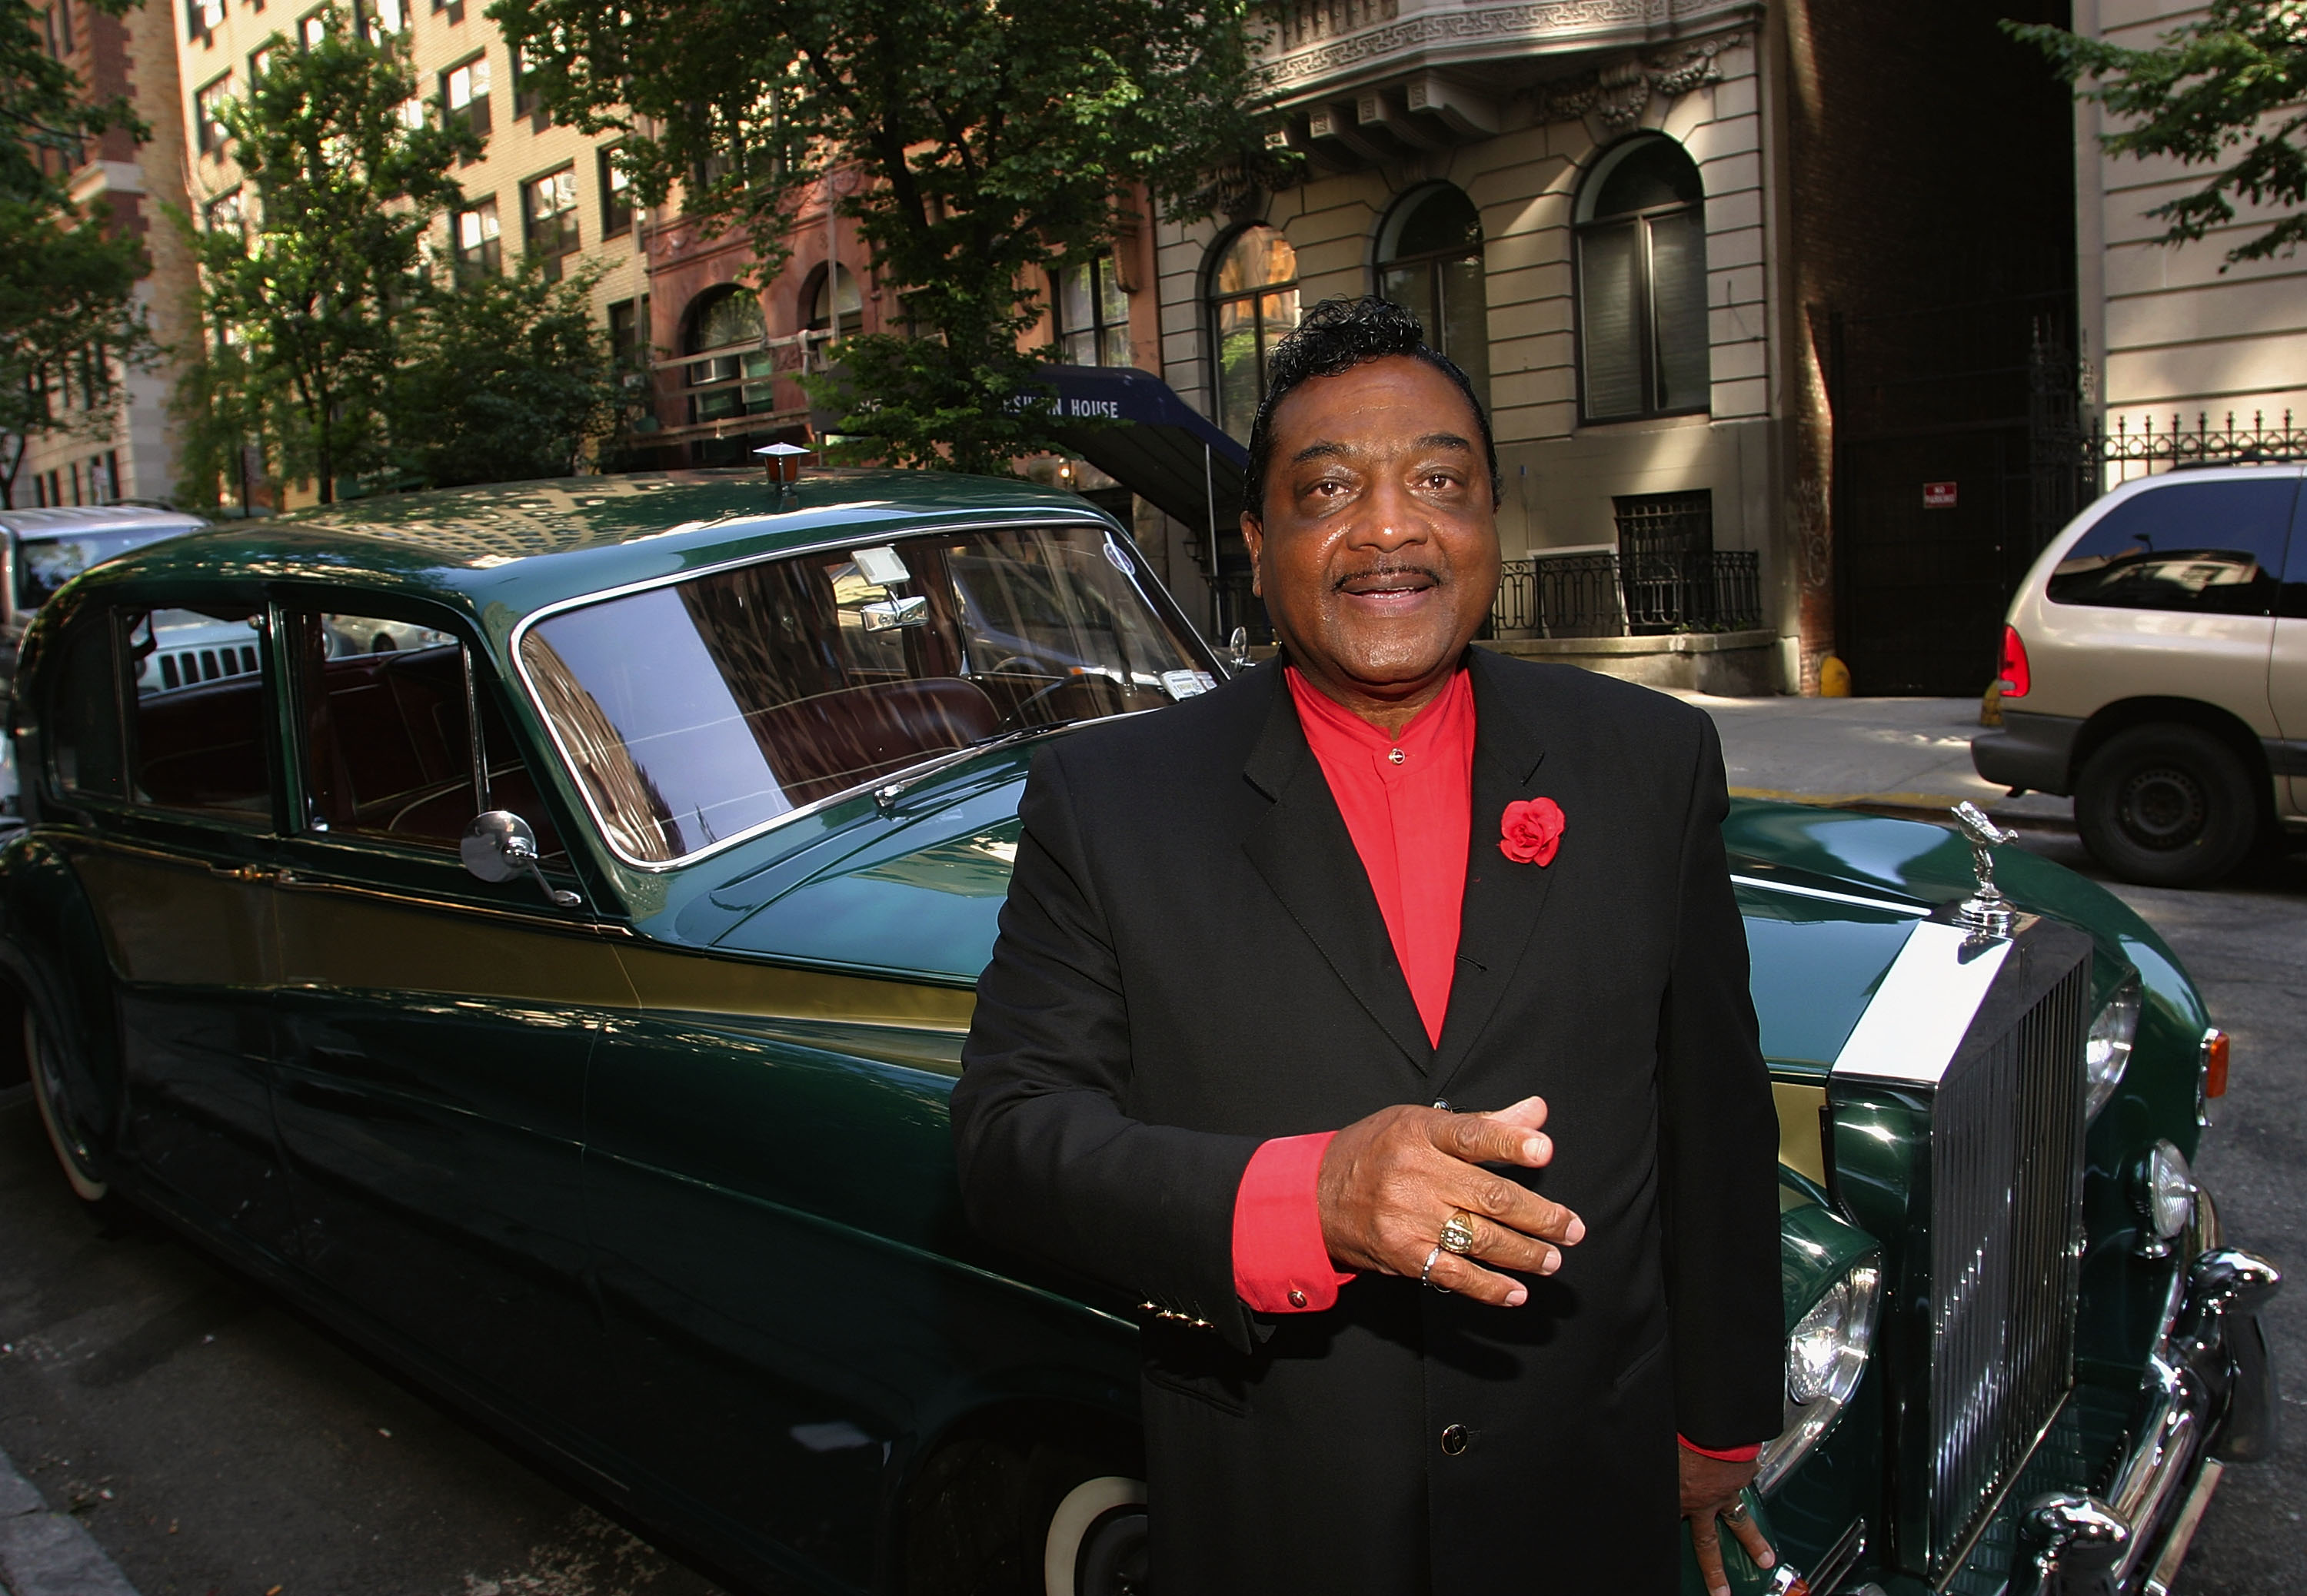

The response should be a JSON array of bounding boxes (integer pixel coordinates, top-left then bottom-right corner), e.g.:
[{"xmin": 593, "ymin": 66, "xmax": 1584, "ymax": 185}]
[{"xmin": 1490, "ymin": 549, "xmax": 1763, "ymax": 639}]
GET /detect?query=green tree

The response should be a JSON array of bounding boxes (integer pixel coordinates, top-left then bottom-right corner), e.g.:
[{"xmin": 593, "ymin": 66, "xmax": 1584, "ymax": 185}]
[
  {"xmin": 488, "ymin": 0, "xmax": 1283, "ymax": 474},
  {"xmin": 2010, "ymin": 2, "xmax": 2307, "ymax": 265},
  {"xmin": 1, "ymin": 0, "xmax": 155, "ymax": 507},
  {"xmin": 390, "ymin": 257, "xmax": 623, "ymax": 487},
  {"xmin": 178, "ymin": 8, "xmax": 477, "ymax": 505}
]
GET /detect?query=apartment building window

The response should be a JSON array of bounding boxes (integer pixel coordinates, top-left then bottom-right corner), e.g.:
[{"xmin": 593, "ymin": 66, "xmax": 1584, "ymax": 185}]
[
  {"xmin": 1575, "ymin": 134, "xmax": 1709, "ymax": 422},
  {"xmin": 806, "ymin": 262, "xmax": 863, "ymax": 340},
  {"xmin": 524, "ymin": 166, "xmax": 579, "ymax": 278},
  {"xmin": 194, "ymin": 75, "xmax": 232, "ymax": 157},
  {"xmin": 454, "ymin": 198, "xmax": 501, "ymax": 281},
  {"xmin": 205, "ymin": 188, "xmax": 245, "ymax": 237},
  {"xmin": 48, "ymin": 0, "xmax": 74, "ymax": 55},
  {"xmin": 1052, "ymin": 253, "xmax": 1129, "ymax": 367},
  {"xmin": 187, "ymin": 0, "xmax": 224, "ymax": 42},
  {"xmin": 432, "ymin": 0, "xmax": 467, "ymax": 21},
  {"xmin": 608, "ymin": 298, "xmax": 651, "ymax": 373},
  {"xmin": 444, "ymin": 54, "xmax": 491, "ymax": 138},
  {"xmin": 249, "ymin": 43, "xmax": 275, "ymax": 79},
  {"xmin": 599, "ymin": 147, "xmax": 633, "ymax": 238},
  {"xmin": 682, "ymin": 286, "xmax": 773, "ymax": 424},
  {"xmin": 510, "ymin": 45, "xmax": 550, "ymax": 127},
  {"xmin": 298, "ymin": 12, "xmax": 325, "ymax": 48},
  {"xmin": 358, "ymin": 0, "xmax": 406, "ymax": 37},
  {"xmin": 1377, "ymin": 183, "xmax": 1490, "ymax": 406},
  {"xmin": 1207, "ymin": 224, "xmax": 1300, "ymax": 444}
]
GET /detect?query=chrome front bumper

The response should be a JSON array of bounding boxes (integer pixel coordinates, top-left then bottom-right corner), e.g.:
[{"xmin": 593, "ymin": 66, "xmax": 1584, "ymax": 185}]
[{"xmin": 2018, "ymin": 1245, "xmax": 2282, "ymax": 1596}]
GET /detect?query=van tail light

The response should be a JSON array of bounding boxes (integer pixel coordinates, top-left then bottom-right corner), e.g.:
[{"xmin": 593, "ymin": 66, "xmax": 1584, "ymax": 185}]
[
  {"xmin": 2203, "ymin": 1029, "xmax": 2229, "ymax": 1099},
  {"xmin": 1997, "ymin": 625, "xmax": 2031, "ymax": 699}
]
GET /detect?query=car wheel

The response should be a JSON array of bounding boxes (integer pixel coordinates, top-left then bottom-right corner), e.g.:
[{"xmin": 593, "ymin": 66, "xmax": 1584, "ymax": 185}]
[
  {"xmin": 2076, "ymin": 723, "xmax": 2260, "ymax": 887},
  {"xmin": 1042, "ymin": 1475, "xmax": 1147, "ymax": 1596},
  {"xmin": 24, "ymin": 1006, "xmax": 109, "ymax": 1202}
]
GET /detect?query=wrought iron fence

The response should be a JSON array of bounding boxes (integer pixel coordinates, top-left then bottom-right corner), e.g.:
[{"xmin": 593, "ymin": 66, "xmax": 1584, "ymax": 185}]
[{"xmin": 1490, "ymin": 550, "xmax": 1761, "ymax": 638}]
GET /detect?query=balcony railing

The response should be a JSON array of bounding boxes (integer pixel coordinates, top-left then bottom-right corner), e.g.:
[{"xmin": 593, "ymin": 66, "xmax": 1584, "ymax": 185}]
[{"xmin": 1489, "ymin": 549, "xmax": 1762, "ymax": 638}]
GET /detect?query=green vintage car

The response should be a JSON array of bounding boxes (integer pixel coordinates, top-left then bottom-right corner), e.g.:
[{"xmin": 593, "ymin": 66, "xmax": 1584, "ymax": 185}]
[{"xmin": 0, "ymin": 470, "xmax": 2276, "ymax": 1596}]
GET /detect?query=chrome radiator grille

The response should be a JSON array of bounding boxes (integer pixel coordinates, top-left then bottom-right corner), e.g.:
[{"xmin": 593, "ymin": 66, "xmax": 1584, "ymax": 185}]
[{"xmin": 1923, "ymin": 954, "xmax": 2091, "ymax": 1571}]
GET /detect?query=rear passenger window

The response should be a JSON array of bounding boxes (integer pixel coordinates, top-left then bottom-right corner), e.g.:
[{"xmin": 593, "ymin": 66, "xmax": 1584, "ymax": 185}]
[
  {"xmin": 125, "ymin": 607, "xmax": 272, "ymax": 820},
  {"xmin": 2048, "ymin": 478, "xmax": 2298, "ymax": 615},
  {"xmin": 288, "ymin": 612, "xmax": 562, "ymax": 861},
  {"xmin": 49, "ymin": 615, "xmax": 126, "ymax": 800}
]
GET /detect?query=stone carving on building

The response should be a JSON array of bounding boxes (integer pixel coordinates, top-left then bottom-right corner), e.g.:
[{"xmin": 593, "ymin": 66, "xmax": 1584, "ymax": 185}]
[
  {"xmin": 1263, "ymin": 0, "xmax": 1747, "ymax": 90},
  {"xmin": 1534, "ymin": 33, "xmax": 1742, "ymax": 128}
]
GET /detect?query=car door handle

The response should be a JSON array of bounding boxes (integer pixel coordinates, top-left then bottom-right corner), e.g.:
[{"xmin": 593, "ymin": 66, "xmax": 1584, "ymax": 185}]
[{"xmin": 209, "ymin": 862, "xmax": 292, "ymax": 884}]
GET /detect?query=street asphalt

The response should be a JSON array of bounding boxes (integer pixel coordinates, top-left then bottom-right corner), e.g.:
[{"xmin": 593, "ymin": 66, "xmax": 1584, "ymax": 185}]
[{"xmin": 0, "ymin": 694, "xmax": 2295, "ymax": 1595}]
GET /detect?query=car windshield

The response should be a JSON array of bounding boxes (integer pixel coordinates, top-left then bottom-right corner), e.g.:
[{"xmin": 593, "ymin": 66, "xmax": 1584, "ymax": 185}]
[
  {"xmin": 16, "ymin": 526, "xmax": 200, "ymax": 611},
  {"xmin": 518, "ymin": 520, "xmax": 1217, "ymax": 864}
]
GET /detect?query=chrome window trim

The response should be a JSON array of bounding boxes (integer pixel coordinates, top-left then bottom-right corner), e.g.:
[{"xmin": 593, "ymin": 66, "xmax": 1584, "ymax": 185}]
[{"xmin": 508, "ymin": 513, "xmax": 1200, "ymax": 875}]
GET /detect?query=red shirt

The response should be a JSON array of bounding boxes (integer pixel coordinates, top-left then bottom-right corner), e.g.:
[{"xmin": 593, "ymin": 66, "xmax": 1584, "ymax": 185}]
[{"xmin": 1227, "ymin": 666, "xmax": 1756, "ymax": 1461}]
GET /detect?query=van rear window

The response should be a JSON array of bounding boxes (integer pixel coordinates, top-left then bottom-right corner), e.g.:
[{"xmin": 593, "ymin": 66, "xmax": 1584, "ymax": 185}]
[{"xmin": 2046, "ymin": 478, "xmax": 2298, "ymax": 615}]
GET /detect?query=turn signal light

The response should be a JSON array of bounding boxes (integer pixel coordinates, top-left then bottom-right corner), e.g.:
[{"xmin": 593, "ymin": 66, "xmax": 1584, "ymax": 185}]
[
  {"xmin": 1997, "ymin": 625, "xmax": 2031, "ymax": 699},
  {"xmin": 2203, "ymin": 1029, "xmax": 2229, "ymax": 1098}
]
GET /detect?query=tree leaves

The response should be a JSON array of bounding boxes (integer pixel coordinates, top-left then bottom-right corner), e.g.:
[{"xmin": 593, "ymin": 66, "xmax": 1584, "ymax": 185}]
[
  {"xmin": 488, "ymin": 0, "xmax": 1289, "ymax": 471},
  {"xmin": 2009, "ymin": 3, "xmax": 2307, "ymax": 265}
]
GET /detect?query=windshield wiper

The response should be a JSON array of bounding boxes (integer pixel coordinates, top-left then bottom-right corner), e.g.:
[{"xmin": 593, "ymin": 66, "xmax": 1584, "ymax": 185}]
[{"xmin": 872, "ymin": 721, "xmax": 1077, "ymax": 815}]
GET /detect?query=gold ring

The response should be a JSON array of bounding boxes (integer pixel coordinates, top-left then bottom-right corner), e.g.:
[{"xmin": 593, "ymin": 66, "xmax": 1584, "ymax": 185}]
[{"xmin": 1438, "ymin": 1211, "xmax": 1478, "ymax": 1255}]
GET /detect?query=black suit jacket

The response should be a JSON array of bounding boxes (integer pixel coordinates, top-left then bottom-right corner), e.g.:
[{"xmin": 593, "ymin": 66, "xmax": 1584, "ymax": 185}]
[{"xmin": 951, "ymin": 650, "xmax": 1782, "ymax": 1594}]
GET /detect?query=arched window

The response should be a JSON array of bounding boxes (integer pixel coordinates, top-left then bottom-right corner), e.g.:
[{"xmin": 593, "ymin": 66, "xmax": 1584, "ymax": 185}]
[
  {"xmin": 1575, "ymin": 135, "xmax": 1709, "ymax": 421},
  {"xmin": 682, "ymin": 286, "xmax": 770, "ymax": 424},
  {"xmin": 1377, "ymin": 184, "xmax": 1489, "ymax": 404},
  {"xmin": 806, "ymin": 261, "xmax": 864, "ymax": 339},
  {"xmin": 1208, "ymin": 225, "xmax": 1300, "ymax": 444}
]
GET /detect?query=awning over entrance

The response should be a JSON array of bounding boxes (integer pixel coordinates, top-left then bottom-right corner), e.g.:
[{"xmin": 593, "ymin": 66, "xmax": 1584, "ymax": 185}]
[{"xmin": 1030, "ymin": 364, "xmax": 1248, "ymax": 537}]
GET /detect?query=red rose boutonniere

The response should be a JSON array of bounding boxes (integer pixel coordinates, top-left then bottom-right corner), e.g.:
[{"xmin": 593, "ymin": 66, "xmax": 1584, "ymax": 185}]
[{"xmin": 1499, "ymin": 796, "xmax": 1566, "ymax": 866}]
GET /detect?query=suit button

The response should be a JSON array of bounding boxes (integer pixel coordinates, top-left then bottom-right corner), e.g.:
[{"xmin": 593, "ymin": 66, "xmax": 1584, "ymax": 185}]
[
  {"xmin": 1440, "ymin": 1424, "xmax": 1469, "ymax": 1456},
  {"xmin": 1288, "ymin": 1289, "xmax": 1308, "ymax": 1308}
]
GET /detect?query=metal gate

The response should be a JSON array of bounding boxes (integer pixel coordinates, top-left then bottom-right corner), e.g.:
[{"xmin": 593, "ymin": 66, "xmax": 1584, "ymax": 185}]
[{"xmin": 1829, "ymin": 294, "xmax": 2072, "ymax": 697}]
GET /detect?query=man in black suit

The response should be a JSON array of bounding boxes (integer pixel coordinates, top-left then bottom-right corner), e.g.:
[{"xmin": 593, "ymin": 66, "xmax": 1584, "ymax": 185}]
[{"xmin": 952, "ymin": 297, "xmax": 1782, "ymax": 1594}]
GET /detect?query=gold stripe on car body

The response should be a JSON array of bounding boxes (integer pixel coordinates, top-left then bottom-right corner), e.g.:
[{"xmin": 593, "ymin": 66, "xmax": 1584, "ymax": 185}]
[{"xmin": 1773, "ymin": 1079, "xmax": 1829, "ymax": 1189}]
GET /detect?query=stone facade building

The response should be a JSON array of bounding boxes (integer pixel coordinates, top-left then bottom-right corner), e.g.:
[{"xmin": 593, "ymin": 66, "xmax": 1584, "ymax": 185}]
[{"xmin": 15, "ymin": 0, "xmax": 197, "ymax": 509}]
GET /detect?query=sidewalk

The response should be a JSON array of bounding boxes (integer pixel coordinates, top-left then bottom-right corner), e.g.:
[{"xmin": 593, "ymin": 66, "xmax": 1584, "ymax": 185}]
[
  {"xmin": 1673, "ymin": 693, "xmax": 2076, "ymax": 829},
  {"xmin": 0, "ymin": 1445, "xmax": 142, "ymax": 1596}
]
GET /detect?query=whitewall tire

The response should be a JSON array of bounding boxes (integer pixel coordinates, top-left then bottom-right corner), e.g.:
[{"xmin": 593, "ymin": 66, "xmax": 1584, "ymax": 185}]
[{"xmin": 1042, "ymin": 1474, "xmax": 1147, "ymax": 1596}]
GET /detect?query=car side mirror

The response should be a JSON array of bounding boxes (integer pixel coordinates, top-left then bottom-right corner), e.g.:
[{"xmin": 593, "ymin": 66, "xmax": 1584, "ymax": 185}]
[
  {"xmin": 858, "ymin": 595, "xmax": 928, "ymax": 632},
  {"xmin": 461, "ymin": 810, "xmax": 581, "ymax": 909}
]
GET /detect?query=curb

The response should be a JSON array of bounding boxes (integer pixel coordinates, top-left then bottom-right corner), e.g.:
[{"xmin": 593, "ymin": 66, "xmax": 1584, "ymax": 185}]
[{"xmin": 0, "ymin": 1448, "xmax": 143, "ymax": 1596}]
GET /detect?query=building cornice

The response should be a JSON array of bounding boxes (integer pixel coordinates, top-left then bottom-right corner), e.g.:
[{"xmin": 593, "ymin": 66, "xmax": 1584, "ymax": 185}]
[{"xmin": 1263, "ymin": 0, "xmax": 1758, "ymax": 101}]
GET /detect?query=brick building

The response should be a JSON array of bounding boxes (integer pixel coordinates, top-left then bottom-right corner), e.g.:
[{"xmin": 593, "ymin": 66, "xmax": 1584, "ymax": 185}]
[{"xmin": 15, "ymin": 0, "xmax": 197, "ymax": 509}]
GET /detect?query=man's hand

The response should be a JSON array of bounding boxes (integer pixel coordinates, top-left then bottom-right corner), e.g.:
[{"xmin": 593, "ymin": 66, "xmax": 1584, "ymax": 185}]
[
  {"xmin": 1314, "ymin": 1096, "xmax": 1583, "ymax": 1306},
  {"xmin": 1680, "ymin": 1448, "xmax": 1773, "ymax": 1596}
]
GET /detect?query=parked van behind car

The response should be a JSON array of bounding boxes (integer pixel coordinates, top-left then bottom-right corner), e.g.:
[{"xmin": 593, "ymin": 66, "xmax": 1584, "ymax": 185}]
[
  {"xmin": 2, "ymin": 504, "xmax": 211, "ymax": 824},
  {"xmin": 1972, "ymin": 462, "xmax": 2305, "ymax": 886}
]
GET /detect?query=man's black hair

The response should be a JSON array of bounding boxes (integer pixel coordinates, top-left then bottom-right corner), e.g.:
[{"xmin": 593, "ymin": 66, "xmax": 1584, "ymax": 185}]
[{"xmin": 1242, "ymin": 295, "xmax": 1503, "ymax": 520}]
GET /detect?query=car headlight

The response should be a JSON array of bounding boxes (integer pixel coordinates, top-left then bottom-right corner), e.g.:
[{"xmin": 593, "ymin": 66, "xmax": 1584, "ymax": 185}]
[
  {"xmin": 2084, "ymin": 979, "xmax": 2141, "ymax": 1120},
  {"xmin": 1756, "ymin": 1259, "xmax": 1880, "ymax": 1492},
  {"xmin": 2132, "ymin": 1139, "xmax": 2195, "ymax": 1259}
]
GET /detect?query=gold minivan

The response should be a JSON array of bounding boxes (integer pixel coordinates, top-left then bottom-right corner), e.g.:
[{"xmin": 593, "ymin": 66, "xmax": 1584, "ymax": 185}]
[{"xmin": 1972, "ymin": 461, "xmax": 2305, "ymax": 886}]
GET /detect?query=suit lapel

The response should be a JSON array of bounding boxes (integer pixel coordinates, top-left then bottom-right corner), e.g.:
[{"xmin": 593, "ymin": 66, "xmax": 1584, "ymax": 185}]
[
  {"xmin": 1240, "ymin": 669, "xmax": 1435, "ymax": 1072},
  {"xmin": 1431, "ymin": 650, "xmax": 1558, "ymax": 1096}
]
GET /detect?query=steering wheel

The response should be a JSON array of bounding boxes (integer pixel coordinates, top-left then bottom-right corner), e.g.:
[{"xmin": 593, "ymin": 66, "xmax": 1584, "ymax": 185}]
[{"xmin": 982, "ymin": 654, "xmax": 1047, "ymax": 676}]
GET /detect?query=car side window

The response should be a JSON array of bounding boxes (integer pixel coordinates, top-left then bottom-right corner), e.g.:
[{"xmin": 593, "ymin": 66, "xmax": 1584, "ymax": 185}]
[
  {"xmin": 2047, "ymin": 478, "xmax": 2299, "ymax": 616},
  {"xmin": 2282, "ymin": 488, "xmax": 2307, "ymax": 621},
  {"xmin": 123, "ymin": 606, "xmax": 272, "ymax": 820},
  {"xmin": 48, "ymin": 613, "xmax": 127, "ymax": 800},
  {"xmin": 288, "ymin": 611, "xmax": 563, "ymax": 863}
]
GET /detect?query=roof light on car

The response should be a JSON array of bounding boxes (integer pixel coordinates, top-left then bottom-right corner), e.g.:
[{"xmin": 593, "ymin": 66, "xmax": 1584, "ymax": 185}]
[
  {"xmin": 2084, "ymin": 979, "xmax": 2142, "ymax": 1121},
  {"xmin": 1756, "ymin": 1258, "xmax": 1879, "ymax": 1493},
  {"xmin": 1996, "ymin": 624, "xmax": 2030, "ymax": 699}
]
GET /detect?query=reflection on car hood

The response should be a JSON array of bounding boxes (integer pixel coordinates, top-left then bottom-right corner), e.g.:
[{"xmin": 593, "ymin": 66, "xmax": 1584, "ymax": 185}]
[{"xmin": 703, "ymin": 786, "xmax": 2168, "ymax": 1069}]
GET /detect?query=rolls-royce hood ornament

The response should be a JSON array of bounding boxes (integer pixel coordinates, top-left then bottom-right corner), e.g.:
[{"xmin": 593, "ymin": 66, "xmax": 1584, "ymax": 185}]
[{"xmin": 1951, "ymin": 800, "xmax": 2019, "ymax": 936}]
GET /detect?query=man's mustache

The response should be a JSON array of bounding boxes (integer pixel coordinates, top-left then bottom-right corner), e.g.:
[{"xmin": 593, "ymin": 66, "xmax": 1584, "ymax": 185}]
[{"xmin": 1335, "ymin": 562, "xmax": 1443, "ymax": 594}]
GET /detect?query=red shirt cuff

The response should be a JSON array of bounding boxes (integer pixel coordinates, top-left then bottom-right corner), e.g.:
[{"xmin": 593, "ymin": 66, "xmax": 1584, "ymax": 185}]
[
  {"xmin": 1679, "ymin": 1436, "xmax": 1763, "ymax": 1462},
  {"xmin": 1231, "ymin": 1132, "xmax": 1355, "ymax": 1314}
]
